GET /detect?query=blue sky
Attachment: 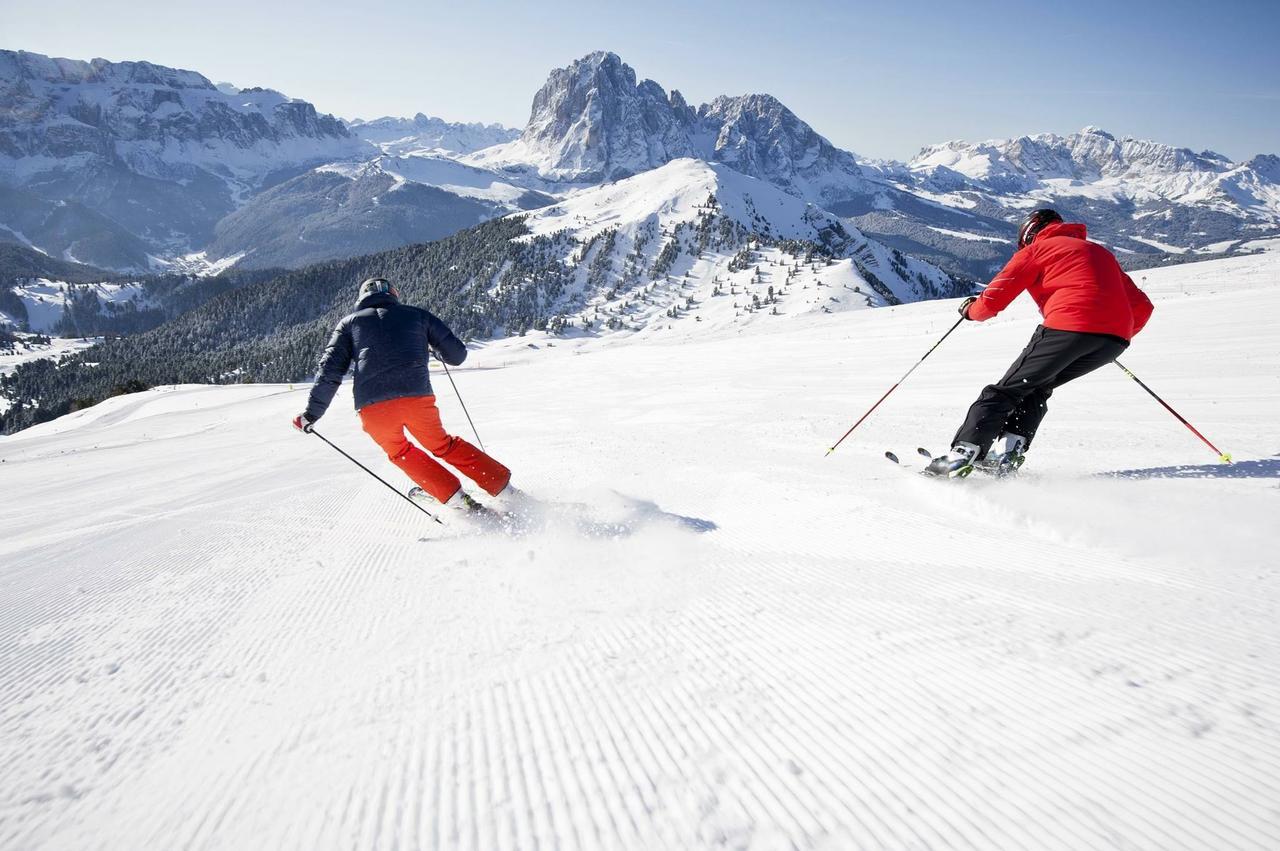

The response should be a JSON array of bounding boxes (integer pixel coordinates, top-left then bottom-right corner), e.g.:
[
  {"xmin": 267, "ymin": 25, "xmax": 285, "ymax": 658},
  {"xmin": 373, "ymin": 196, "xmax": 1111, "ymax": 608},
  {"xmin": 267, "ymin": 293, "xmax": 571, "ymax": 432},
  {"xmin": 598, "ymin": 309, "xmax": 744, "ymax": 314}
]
[{"xmin": 4, "ymin": 0, "xmax": 1277, "ymax": 160}]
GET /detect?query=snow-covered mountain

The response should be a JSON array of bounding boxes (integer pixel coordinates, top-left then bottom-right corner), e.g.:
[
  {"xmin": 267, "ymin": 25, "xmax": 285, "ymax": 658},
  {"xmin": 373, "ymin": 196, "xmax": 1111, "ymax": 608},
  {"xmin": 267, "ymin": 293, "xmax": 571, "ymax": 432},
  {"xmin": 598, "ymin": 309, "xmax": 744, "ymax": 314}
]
[
  {"xmin": 462, "ymin": 53, "xmax": 1280, "ymax": 279},
  {"xmin": 0, "ymin": 50, "xmax": 368, "ymax": 269},
  {"xmin": 909, "ymin": 126, "xmax": 1277, "ymax": 213},
  {"xmin": 502, "ymin": 158, "xmax": 964, "ymax": 338},
  {"xmin": 348, "ymin": 113, "xmax": 519, "ymax": 156},
  {"xmin": 854, "ymin": 127, "xmax": 1280, "ymax": 275},
  {"xmin": 464, "ymin": 52, "xmax": 879, "ymax": 210},
  {"xmin": 466, "ymin": 52, "xmax": 695, "ymax": 182},
  {"xmin": 6, "ymin": 46, "xmax": 1277, "ymax": 291},
  {"xmin": 0, "ymin": 159, "xmax": 968, "ymax": 432}
]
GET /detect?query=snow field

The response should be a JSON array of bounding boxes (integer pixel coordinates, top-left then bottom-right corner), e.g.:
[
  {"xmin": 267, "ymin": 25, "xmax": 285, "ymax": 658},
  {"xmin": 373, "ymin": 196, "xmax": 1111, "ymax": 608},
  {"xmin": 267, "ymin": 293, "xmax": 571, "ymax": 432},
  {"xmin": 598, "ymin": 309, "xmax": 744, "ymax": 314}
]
[{"xmin": 0, "ymin": 252, "xmax": 1277, "ymax": 849}]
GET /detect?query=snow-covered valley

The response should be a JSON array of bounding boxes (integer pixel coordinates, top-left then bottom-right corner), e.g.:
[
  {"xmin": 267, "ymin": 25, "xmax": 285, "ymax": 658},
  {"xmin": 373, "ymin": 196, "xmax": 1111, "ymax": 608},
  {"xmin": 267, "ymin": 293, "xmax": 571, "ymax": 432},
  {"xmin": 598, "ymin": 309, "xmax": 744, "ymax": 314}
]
[{"xmin": 0, "ymin": 251, "xmax": 1277, "ymax": 849}]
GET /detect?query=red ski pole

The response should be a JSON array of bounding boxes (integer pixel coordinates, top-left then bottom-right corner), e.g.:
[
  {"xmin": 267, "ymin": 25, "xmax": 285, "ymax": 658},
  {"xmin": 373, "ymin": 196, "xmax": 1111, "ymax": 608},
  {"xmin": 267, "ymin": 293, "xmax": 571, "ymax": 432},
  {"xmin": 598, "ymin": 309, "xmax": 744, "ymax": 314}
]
[
  {"xmin": 1114, "ymin": 361, "xmax": 1231, "ymax": 463},
  {"xmin": 826, "ymin": 316, "xmax": 965, "ymax": 456}
]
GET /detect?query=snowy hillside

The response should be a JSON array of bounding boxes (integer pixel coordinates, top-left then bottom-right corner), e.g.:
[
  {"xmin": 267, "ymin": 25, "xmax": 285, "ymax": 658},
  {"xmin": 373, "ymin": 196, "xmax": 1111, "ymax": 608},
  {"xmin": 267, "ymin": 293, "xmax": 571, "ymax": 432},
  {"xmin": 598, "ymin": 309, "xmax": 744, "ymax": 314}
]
[
  {"xmin": 0, "ymin": 333, "xmax": 99, "ymax": 414},
  {"xmin": 1, "ymin": 248, "xmax": 1277, "ymax": 849},
  {"xmin": 509, "ymin": 158, "xmax": 965, "ymax": 337},
  {"xmin": 0, "ymin": 278, "xmax": 149, "ymax": 333}
]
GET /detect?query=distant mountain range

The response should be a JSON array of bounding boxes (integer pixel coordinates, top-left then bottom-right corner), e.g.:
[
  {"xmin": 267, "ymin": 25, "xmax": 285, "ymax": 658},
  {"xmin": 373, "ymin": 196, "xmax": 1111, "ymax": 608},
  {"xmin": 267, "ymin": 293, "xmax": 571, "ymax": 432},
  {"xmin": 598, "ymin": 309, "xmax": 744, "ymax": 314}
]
[
  {"xmin": 0, "ymin": 50, "xmax": 362, "ymax": 269},
  {"xmin": 3, "ymin": 47, "xmax": 1278, "ymax": 327},
  {"xmin": 4, "ymin": 47, "xmax": 1279, "ymax": 434},
  {"xmin": 347, "ymin": 114, "xmax": 520, "ymax": 156}
]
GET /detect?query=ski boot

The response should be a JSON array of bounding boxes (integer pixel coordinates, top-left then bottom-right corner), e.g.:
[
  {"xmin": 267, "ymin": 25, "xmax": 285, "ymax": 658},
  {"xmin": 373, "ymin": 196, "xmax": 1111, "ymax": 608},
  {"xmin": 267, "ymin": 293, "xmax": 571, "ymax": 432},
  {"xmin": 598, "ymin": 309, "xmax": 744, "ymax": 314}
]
[
  {"xmin": 983, "ymin": 434, "xmax": 1027, "ymax": 479},
  {"xmin": 488, "ymin": 481, "xmax": 531, "ymax": 514},
  {"xmin": 411, "ymin": 486, "xmax": 492, "ymax": 522},
  {"xmin": 923, "ymin": 442, "xmax": 980, "ymax": 479}
]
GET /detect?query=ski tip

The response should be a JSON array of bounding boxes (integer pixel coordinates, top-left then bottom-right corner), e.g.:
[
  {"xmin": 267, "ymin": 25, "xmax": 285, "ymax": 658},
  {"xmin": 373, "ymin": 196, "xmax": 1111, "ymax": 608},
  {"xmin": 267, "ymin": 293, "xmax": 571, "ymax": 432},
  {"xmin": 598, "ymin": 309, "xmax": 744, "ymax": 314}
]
[
  {"xmin": 916, "ymin": 447, "xmax": 933, "ymax": 458},
  {"xmin": 885, "ymin": 451, "xmax": 900, "ymax": 464}
]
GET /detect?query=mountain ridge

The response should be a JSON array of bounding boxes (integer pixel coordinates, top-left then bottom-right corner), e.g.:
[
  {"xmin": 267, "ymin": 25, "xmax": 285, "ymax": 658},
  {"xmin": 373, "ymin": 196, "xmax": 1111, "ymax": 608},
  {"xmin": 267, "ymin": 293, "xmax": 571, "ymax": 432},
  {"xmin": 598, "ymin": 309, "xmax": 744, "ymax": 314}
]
[{"xmin": 3, "ymin": 47, "xmax": 1277, "ymax": 283}]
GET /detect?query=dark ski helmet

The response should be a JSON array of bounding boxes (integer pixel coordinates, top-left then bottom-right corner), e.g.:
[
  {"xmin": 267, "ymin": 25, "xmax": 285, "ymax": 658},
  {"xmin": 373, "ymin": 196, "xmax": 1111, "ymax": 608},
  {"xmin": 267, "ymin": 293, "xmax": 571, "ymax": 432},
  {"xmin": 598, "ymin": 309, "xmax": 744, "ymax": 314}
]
[
  {"xmin": 1017, "ymin": 208, "xmax": 1063, "ymax": 249},
  {"xmin": 357, "ymin": 276, "xmax": 399, "ymax": 304}
]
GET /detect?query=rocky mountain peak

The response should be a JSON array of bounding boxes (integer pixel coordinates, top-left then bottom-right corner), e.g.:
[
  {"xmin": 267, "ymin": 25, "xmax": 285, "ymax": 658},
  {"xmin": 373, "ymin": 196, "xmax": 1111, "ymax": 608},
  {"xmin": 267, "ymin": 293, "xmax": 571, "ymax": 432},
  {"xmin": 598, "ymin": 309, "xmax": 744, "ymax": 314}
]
[
  {"xmin": 482, "ymin": 52, "xmax": 870, "ymax": 203},
  {"xmin": 513, "ymin": 51, "xmax": 694, "ymax": 181}
]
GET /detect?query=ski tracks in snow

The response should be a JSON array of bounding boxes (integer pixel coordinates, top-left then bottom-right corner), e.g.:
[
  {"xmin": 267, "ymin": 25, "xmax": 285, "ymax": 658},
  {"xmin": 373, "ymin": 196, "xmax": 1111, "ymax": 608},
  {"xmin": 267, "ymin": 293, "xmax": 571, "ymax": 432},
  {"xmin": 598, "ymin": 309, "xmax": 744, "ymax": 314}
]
[{"xmin": 2, "ymin": 270, "xmax": 1280, "ymax": 849}]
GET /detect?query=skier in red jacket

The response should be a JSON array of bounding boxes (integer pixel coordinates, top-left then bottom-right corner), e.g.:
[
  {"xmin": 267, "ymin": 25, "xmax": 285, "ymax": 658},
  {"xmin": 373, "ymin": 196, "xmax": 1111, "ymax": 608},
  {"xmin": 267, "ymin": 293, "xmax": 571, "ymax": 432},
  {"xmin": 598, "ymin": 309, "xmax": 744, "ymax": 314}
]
[{"xmin": 925, "ymin": 209, "xmax": 1154, "ymax": 477}]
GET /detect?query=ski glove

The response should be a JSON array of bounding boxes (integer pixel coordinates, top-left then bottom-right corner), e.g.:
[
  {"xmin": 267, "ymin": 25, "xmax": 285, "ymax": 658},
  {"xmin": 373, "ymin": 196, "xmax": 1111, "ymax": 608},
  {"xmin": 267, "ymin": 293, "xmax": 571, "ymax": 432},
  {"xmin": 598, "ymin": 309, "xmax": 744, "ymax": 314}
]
[
  {"xmin": 292, "ymin": 413, "xmax": 316, "ymax": 433},
  {"xmin": 958, "ymin": 296, "xmax": 978, "ymax": 320}
]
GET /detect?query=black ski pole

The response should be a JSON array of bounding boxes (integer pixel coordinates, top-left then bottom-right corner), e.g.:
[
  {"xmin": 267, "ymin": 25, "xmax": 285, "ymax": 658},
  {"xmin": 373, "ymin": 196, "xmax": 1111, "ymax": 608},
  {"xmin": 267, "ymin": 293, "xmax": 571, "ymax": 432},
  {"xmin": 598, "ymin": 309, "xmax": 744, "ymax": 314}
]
[
  {"xmin": 309, "ymin": 427, "xmax": 443, "ymax": 524},
  {"xmin": 826, "ymin": 315, "xmax": 966, "ymax": 456},
  {"xmin": 1114, "ymin": 361, "xmax": 1232, "ymax": 463},
  {"xmin": 435, "ymin": 353, "xmax": 486, "ymax": 453}
]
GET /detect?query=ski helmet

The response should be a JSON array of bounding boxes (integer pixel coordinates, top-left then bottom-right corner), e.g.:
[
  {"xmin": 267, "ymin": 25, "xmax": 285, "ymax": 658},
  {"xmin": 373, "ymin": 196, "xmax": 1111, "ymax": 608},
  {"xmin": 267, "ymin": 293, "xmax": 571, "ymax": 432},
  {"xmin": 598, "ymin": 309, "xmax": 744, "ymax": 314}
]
[
  {"xmin": 1017, "ymin": 208, "xmax": 1063, "ymax": 249},
  {"xmin": 358, "ymin": 276, "xmax": 399, "ymax": 304}
]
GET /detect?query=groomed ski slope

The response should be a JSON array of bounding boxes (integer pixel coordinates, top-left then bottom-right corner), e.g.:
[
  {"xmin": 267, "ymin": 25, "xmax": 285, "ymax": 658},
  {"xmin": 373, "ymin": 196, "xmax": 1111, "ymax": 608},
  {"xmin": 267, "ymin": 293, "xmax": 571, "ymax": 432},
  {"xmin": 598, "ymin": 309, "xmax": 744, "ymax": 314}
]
[{"xmin": 1, "ymin": 250, "xmax": 1278, "ymax": 850}]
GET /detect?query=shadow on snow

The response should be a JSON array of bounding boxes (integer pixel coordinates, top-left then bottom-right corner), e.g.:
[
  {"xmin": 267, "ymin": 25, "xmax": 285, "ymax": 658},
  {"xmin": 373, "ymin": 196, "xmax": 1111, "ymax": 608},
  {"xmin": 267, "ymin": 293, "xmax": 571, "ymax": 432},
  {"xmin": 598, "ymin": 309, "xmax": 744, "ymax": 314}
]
[{"xmin": 1097, "ymin": 455, "xmax": 1280, "ymax": 480}]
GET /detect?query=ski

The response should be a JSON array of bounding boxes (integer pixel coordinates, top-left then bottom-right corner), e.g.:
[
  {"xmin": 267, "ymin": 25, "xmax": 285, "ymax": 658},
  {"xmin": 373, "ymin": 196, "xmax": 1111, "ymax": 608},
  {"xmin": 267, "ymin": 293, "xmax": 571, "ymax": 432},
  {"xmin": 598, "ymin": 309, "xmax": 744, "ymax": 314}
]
[
  {"xmin": 886, "ymin": 446, "xmax": 977, "ymax": 479},
  {"xmin": 884, "ymin": 447, "xmax": 934, "ymax": 467},
  {"xmin": 887, "ymin": 446, "xmax": 1027, "ymax": 480},
  {"xmin": 409, "ymin": 487, "xmax": 544, "ymax": 536},
  {"xmin": 884, "ymin": 447, "xmax": 942, "ymax": 476}
]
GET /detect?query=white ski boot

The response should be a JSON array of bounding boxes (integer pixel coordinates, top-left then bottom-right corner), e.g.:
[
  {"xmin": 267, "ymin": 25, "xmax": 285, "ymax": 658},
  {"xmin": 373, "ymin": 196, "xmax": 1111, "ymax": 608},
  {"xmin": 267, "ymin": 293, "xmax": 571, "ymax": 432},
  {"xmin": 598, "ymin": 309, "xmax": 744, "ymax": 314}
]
[
  {"xmin": 488, "ymin": 482, "xmax": 531, "ymax": 514},
  {"xmin": 986, "ymin": 434, "xmax": 1027, "ymax": 478},
  {"xmin": 923, "ymin": 442, "xmax": 980, "ymax": 478},
  {"xmin": 410, "ymin": 486, "xmax": 492, "ymax": 524}
]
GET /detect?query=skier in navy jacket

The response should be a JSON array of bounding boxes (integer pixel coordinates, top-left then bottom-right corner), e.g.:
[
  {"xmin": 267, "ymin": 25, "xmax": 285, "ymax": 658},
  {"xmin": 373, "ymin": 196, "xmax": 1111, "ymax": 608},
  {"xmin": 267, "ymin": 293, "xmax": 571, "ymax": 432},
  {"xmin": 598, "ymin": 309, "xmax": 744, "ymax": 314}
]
[{"xmin": 293, "ymin": 277, "xmax": 513, "ymax": 514}]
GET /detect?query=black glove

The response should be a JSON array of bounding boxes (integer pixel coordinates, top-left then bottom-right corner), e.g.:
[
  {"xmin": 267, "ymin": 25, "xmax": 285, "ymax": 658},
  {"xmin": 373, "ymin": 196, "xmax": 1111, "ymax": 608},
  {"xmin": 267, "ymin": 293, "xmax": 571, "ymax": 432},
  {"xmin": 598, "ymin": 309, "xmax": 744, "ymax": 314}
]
[
  {"xmin": 292, "ymin": 412, "xmax": 315, "ymax": 433},
  {"xmin": 958, "ymin": 295, "xmax": 978, "ymax": 320}
]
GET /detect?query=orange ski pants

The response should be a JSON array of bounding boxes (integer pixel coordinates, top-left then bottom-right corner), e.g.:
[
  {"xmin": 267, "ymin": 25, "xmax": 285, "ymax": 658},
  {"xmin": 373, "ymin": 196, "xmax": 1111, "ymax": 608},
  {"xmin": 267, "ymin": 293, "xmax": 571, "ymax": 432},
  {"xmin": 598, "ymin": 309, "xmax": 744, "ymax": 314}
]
[{"xmin": 358, "ymin": 394, "xmax": 510, "ymax": 503}]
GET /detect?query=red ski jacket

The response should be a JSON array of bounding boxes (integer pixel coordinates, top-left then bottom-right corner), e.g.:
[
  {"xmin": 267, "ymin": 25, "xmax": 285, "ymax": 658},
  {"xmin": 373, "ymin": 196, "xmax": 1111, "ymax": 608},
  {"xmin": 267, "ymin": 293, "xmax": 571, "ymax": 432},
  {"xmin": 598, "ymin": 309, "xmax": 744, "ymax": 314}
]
[{"xmin": 968, "ymin": 222, "xmax": 1154, "ymax": 340}]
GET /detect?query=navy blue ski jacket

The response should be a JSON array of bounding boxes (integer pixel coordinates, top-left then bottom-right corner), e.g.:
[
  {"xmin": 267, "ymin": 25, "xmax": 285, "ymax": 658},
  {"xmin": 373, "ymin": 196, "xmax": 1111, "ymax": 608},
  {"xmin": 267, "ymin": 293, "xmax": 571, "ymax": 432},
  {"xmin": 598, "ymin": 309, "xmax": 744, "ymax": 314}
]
[{"xmin": 304, "ymin": 292, "xmax": 467, "ymax": 421}]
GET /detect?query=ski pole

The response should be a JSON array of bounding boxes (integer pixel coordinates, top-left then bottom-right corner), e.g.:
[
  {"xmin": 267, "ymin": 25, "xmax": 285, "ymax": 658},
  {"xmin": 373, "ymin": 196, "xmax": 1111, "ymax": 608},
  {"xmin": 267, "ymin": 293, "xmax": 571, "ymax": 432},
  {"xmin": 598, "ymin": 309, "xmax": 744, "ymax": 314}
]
[
  {"xmin": 826, "ymin": 315, "xmax": 966, "ymax": 456},
  {"xmin": 308, "ymin": 428, "xmax": 444, "ymax": 524},
  {"xmin": 1113, "ymin": 361, "xmax": 1232, "ymax": 463},
  {"xmin": 435, "ymin": 353, "xmax": 486, "ymax": 452}
]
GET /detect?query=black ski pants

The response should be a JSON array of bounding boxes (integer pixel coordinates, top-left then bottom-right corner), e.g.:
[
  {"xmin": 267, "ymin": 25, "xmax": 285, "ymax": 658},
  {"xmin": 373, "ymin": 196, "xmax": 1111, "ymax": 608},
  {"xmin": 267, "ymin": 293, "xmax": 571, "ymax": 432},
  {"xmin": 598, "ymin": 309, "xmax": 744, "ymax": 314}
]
[{"xmin": 954, "ymin": 325, "xmax": 1129, "ymax": 455}]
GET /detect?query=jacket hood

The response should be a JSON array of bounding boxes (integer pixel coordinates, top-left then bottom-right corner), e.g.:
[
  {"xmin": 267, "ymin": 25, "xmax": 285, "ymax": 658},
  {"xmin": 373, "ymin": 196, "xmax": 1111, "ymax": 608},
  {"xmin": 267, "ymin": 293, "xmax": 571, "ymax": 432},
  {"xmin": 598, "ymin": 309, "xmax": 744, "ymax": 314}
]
[
  {"xmin": 356, "ymin": 291, "xmax": 400, "ymax": 311},
  {"xmin": 1037, "ymin": 221, "xmax": 1086, "ymax": 242}
]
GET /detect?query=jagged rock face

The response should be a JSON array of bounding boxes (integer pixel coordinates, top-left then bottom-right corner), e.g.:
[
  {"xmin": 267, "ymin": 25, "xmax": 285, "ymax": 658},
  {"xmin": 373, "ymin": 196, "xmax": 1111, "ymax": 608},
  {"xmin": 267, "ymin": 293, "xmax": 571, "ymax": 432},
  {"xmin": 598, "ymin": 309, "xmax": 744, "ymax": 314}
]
[
  {"xmin": 483, "ymin": 52, "xmax": 874, "ymax": 206},
  {"xmin": 697, "ymin": 94, "xmax": 867, "ymax": 198},
  {"xmin": 0, "ymin": 50, "xmax": 354, "ymax": 178},
  {"xmin": 1247, "ymin": 154, "xmax": 1280, "ymax": 182},
  {"xmin": 0, "ymin": 49, "xmax": 364, "ymax": 269},
  {"xmin": 517, "ymin": 51, "xmax": 695, "ymax": 181},
  {"xmin": 348, "ymin": 114, "xmax": 519, "ymax": 156}
]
